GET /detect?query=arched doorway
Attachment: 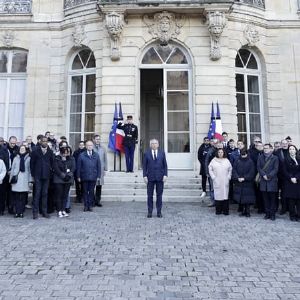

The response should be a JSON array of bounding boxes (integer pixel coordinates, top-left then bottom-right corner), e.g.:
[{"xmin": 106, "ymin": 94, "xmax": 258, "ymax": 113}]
[{"xmin": 140, "ymin": 43, "xmax": 193, "ymax": 169}]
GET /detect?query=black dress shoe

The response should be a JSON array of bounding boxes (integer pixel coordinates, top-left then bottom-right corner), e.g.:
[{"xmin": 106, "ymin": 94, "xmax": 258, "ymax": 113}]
[
  {"xmin": 270, "ymin": 215, "xmax": 276, "ymax": 221},
  {"xmin": 95, "ymin": 203, "xmax": 102, "ymax": 207},
  {"xmin": 19, "ymin": 214, "xmax": 24, "ymax": 218},
  {"xmin": 147, "ymin": 213, "xmax": 152, "ymax": 218},
  {"xmin": 42, "ymin": 213, "xmax": 50, "ymax": 219},
  {"xmin": 279, "ymin": 210, "xmax": 286, "ymax": 215},
  {"xmin": 65, "ymin": 208, "xmax": 71, "ymax": 214},
  {"xmin": 88, "ymin": 207, "xmax": 93, "ymax": 212},
  {"xmin": 14, "ymin": 214, "xmax": 19, "ymax": 218},
  {"xmin": 264, "ymin": 214, "xmax": 270, "ymax": 220},
  {"xmin": 0, "ymin": 211, "xmax": 4, "ymax": 216},
  {"xmin": 157, "ymin": 213, "xmax": 162, "ymax": 218},
  {"xmin": 33, "ymin": 214, "xmax": 38, "ymax": 219},
  {"xmin": 290, "ymin": 217, "xmax": 297, "ymax": 222}
]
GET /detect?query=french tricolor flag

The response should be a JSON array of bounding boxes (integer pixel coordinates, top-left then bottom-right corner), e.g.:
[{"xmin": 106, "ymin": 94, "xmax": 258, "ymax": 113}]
[
  {"xmin": 115, "ymin": 102, "xmax": 125, "ymax": 153},
  {"xmin": 214, "ymin": 102, "xmax": 223, "ymax": 141}
]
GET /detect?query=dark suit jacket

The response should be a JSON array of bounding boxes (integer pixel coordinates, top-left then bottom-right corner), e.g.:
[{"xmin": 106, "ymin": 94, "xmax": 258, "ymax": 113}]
[
  {"xmin": 30, "ymin": 146, "xmax": 54, "ymax": 180},
  {"xmin": 77, "ymin": 150, "xmax": 101, "ymax": 182},
  {"xmin": 143, "ymin": 149, "xmax": 168, "ymax": 181}
]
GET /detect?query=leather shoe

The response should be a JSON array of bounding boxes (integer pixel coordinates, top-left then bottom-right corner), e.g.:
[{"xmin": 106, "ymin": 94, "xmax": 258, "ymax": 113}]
[
  {"xmin": 42, "ymin": 213, "xmax": 50, "ymax": 219},
  {"xmin": 147, "ymin": 213, "xmax": 152, "ymax": 218},
  {"xmin": 88, "ymin": 207, "xmax": 93, "ymax": 212},
  {"xmin": 33, "ymin": 214, "xmax": 38, "ymax": 219},
  {"xmin": 95, "ymin": 203, "xmax": 102, "ymax": 207},
  {"xmin": 157, "ymin": 213, "xmax": 162, "ymax": 218},
  {"xmin": 264, "ymin": 214, "xmax": 270, "ymax": 220},
  {"xmin": 270, "ymin": 215, "xmax": 276, "ymax": 221}
]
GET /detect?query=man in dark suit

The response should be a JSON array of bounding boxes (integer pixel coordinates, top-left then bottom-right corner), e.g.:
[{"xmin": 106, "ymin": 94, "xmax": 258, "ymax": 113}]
[
  {"xmin": 77, "ymin": 140, "xmax": 101, "ymax": 212},
  {"xmin": 143, "ymin": 139, "xmax": 168, "ymax": 218},
  {"xmin": 117, "ymin": 115, "xmax": 138, "ymax": 173},
  {"xmin": 30, "ymin": 136, "xmax": 54, "ymax": 219}
]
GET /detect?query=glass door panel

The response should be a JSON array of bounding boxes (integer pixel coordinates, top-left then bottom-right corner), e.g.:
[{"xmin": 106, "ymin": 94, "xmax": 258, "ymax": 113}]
[{"xmin": 164, "ymin": 70, "xmax": 192, "ymax": 169}]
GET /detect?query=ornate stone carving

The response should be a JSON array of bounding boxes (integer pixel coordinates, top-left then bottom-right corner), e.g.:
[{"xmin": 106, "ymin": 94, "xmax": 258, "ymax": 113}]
[
  {"xmin": 2, "ymin": 30, "xmax": 15, "ymax": 48},
  {"xmin": 244, "ymin": 24, "xmax": 260, "ymax": 47},
  {"xmin": 105, "ymin": 11, "xmax": 124, "ymax": 61},
  {"xmin": 72, "ymin": 24, "xmax": 86, "ymax": 48},
  {"xmin": 207, "ymin": 11, "xmax": 226, "ymax": 61},
  {"xmin": 0, "ymin": 0, "xmax": 32, "ymax": 14},
  {"xmin": 143, "ymin": 11, "xmax": 185, "ymax": 46}
]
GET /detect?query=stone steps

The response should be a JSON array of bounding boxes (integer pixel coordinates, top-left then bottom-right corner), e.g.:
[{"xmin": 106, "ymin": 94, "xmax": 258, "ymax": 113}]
[{"xmin": 101, "ymin": 170, "xmax": 203, "ymax": 202}]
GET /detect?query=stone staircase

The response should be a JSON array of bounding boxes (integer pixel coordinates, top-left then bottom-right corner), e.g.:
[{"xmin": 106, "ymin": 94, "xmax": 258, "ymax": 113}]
[{"xmin": 101, "ymin": 170, "xmax": 203, "ymax": 202}]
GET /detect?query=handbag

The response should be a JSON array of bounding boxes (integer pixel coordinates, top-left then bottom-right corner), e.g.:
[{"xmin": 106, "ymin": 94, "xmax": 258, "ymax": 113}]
[
  {"xmin": 10, "ymin": 172, "xmax": 19, "ymax": 184},
  {"xmin": 255, "ymin": 157, "xmax": 273, "ymax": 185}
]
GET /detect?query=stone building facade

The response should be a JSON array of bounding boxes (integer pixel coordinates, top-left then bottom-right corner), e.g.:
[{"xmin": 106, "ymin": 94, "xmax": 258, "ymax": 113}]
[{"xmin": 0, "ymin": 0, "xmax": 300, "ymax": 170}]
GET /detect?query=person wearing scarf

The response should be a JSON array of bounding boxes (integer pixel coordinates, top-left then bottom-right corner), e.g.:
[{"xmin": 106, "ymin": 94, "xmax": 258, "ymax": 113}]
[
  {"xmin": 257, "ymin": 143, "xmax": 279, "ymax": 221},
  {"xmin": 10, "ymin": 145, "xmax": 31, "ymax": 218}
]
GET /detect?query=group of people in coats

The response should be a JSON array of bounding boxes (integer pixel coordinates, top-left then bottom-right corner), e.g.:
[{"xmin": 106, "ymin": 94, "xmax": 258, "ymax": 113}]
[
  {"xmin": 198, "ymin": 134, "xmax": 300, "ymax": 222},
  {"xmin": 0, "ymin": 134, "xmax": 107, "ymax": 219}
]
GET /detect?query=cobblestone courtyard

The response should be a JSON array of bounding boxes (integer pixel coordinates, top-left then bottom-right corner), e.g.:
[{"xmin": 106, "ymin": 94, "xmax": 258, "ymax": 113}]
[{"xmin": 0, "ymin": 202, "xmax": 299, "ymax": 300}]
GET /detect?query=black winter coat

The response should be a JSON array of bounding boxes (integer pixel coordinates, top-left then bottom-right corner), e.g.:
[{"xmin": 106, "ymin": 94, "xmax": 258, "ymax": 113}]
[
  {"xmin": 232, "ymin": 157, "xmax": 256, "ymax": 204},
  {"xmin": 30, "ymin": 146, "xmax": 54, "ymax": 180},
  {"xmin": 197, "ymin": 143, "xmax": 211, "ymax": 175},
  {"xmin": 53, "ymin": 155, "xmax": 76, "ymax": 184},
  {"xmin": 282, "ymin": 156, "xmax": 300, "ymax": 199},
  {"xmin": 257, "ymin": 154, "xmax": 279, "ymax": 192}
]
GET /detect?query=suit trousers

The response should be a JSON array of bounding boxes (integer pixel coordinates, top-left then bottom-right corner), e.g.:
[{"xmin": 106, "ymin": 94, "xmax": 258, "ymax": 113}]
[
  {"xmin": 95, "ymin": 185, "xmax": 102, "ymax": 204},
  {"xmin": 124, "ymin": 145, "xmax": 135, "ymax": 172},
  {"xmin": 13, "ymin": 192, "xmax": 27, "ymax": 215},
  {"xmin": 147, "ymin": 180, "xmax": 164, "ymax": 214},
  {"xmin": 262, "ymin": 192, "xmax": 276, "ymax": 217},
  {"xmin": 82, "ymin": 180, "xmax": 96, "ymax": 209},
  {"xmin": 32, "ymin": 178, "xmax": 49, "ymax": 215},
  {"xmin": 215, "ymin": 200, "xmax": 229, "ymax": 215},
  {"xmin": 201, "ymin": 175, "xmax": 207, "ymax": 193},
  {"xmin": 288, "ymin": 198, "xmax": 300, "ymax": 219}
]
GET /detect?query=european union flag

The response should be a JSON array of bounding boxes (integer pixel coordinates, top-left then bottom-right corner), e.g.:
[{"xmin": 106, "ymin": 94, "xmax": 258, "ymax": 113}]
[
  {"xmin": 108, "ymin": 103, "xmax": 119, "ymax": 152},
  {"xmin": 207, "ymin": 102, "xmax": 216, "ymax": 140}
]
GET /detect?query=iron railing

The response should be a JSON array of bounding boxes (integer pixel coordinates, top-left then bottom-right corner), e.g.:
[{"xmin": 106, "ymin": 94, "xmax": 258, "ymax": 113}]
[
  {"xmin": 64, "ymin": 0, "xmax": 96, "ymax": 9},
  {"xmin": 64, "ymin": 0, "xmax": 265, "ymax": 9},
  {"xmin": 0, "ymin": 0, "xmax": 32, "ymax": 14}
]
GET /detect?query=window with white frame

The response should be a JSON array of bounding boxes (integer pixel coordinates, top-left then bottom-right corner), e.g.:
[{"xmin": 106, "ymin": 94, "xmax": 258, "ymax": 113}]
[
  {"xmin": 68, "ymin": 49, "xmax": 96, "ymax": 148},
  {"xmin": 0, "ymin": 49, "xmax": 27, "ymax": 141},
  {"xmin": 235, "ymin": 48, "xmax": 263, "ymax": 147}
]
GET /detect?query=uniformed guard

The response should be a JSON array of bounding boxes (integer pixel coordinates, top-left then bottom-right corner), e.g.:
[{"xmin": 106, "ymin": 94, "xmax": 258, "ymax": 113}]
[{"xmin": 118, "ymin": 115, "xmax": 138, "ymax": 172}]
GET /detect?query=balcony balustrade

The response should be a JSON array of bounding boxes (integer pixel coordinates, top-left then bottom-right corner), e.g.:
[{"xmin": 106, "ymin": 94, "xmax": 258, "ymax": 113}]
[{"xmin": 0, "ymin": 0, "xmax": 32, "ymax": 14}]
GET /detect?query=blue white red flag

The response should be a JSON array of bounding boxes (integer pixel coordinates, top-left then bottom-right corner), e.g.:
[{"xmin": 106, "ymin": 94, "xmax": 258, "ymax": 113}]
[
  {"xmin": 214, "ymin": 102, "xmax": 223, "ymax": 141},
  {"xmin": 115, "ymin": 102, "xmax": 125, "ymax": 153}
]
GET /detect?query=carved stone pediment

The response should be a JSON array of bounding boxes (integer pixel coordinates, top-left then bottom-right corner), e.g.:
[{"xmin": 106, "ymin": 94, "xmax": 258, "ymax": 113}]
[
  {"xmin": 206, "ymin": 11, "xmax": 227, "ymax": 61},
  {"xmin": 2, "ymin": 30, "xmax": 15, "ymax": 48},
  {"xmin": 105, "ymin": 11, "xmax": 124, "ymax": 61},
  {"xmin": 244, "ymin": 24, "xmax": 260, "ymax": 47},
  {"xmin": 143, "ymin": 11, "xmax": 185, "ymax": 46},
  {"xmin": 72, "ymin": 24, "xmax": 86, "ymax": 48}
]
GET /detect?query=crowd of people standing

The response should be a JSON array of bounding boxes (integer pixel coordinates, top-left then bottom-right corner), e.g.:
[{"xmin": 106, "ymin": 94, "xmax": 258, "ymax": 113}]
[
  {"xmin": 0, "ymin": 132, "xmax": 107, "ymax": 219},
  {"xmin": 198, "ymin": 133, "xmax": 300, "ymax": 222}
]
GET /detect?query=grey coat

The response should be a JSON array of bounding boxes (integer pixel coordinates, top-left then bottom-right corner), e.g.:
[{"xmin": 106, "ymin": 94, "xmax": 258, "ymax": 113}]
[
  {"xmin": 257, "ymin": 154, "xmax": 279, "ymax": 192},
  {"xmin": 93, "ymin": 144, "xmax": 108, "ymax": 185},
  {"xmin": 10, "ymin": 154, "xmax": 32, "ymax": 192}
]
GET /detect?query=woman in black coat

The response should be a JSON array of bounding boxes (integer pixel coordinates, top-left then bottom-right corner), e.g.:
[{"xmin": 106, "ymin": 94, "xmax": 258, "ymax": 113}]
[
  {"xmin": 282, "ymin": 145, "xmax": 300, "ymax": 221},
  {"xmin": 53, "ymin": 147, "xmax": 75, "ymax": 218},
  {"xmin": 232, "ymin": 149, "xmax": 256, "ymax": 217}
]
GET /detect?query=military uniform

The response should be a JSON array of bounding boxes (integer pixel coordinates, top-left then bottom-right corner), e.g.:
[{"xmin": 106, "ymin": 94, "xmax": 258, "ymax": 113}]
[{"xmin": 118, "ymin": 121, "xmax": 138, "ymax": 172}]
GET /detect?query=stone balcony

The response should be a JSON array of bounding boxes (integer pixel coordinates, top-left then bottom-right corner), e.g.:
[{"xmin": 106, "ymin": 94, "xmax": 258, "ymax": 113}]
[
  {"xmin": 0, "ymin": 0, "xmax": 32, "ymax": 14},
  {"xmin": 64, "ymin": 0, "xmax": 265, "ymax": 10}
]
